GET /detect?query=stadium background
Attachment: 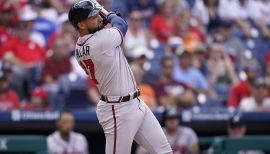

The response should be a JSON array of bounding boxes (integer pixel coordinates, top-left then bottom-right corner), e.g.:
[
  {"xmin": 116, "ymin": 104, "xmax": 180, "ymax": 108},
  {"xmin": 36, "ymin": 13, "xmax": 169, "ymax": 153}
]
[{"xmin": 1, "ymin": 0, "xmax": 270, "ymax": 153}]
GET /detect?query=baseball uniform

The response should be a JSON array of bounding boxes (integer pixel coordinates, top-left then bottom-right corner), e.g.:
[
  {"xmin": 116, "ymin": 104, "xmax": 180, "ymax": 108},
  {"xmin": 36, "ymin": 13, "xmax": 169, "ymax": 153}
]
[
  {"xmin": 137, "ymin": 126, "xmax": 199, "ymax": 154},
  {"xmin": 47, "ymin": 131, "xmax": 89, "ymax": 154},
  {"xmin": 73, "ymin": 6, "xmax": 172, "ymax": 154},
  {"xmin": 75, "ymin": 27, "xmax": 172, "ymax": 154}
]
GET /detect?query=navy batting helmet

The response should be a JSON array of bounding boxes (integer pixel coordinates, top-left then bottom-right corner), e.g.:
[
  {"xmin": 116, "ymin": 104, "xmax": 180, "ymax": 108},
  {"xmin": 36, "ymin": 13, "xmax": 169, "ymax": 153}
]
[
  {"xmin": 164, "ymin": 107, "xmax": 180, "ymax": 119},
  {"xmin": 68, "ymin": 0, "xmax": 103, "ymax": 29}
]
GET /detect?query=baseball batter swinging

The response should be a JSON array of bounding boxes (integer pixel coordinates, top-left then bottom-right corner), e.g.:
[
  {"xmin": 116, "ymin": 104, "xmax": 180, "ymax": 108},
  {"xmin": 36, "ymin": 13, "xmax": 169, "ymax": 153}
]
[{"xmin": 68, "ymin": 0, "xmax": 172, "ymax": 153}]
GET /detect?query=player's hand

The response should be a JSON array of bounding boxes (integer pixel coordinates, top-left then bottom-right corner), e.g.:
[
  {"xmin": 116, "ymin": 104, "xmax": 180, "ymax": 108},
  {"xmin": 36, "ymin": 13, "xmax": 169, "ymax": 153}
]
[
  {"xmin": 100, "ymin": 13, "xmax": 108, "ymax": 26},
  {"xmin": 90, "ymin": 0, "xmax": 109, "ymax": 17}
]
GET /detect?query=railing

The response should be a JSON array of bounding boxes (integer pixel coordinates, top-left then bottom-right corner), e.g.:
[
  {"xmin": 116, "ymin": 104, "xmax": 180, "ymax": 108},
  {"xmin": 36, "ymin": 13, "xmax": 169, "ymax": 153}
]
[{"xmin": 0, "ymin": 135, "xmax": 47, "ymax": 154}]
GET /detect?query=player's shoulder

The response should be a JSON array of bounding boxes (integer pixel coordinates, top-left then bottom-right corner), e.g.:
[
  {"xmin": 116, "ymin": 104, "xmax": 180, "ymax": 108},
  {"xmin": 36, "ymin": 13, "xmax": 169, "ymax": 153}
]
[
  {"xmin": 75, "ymin": 28, "xmax": 117, "ymax": 47},
  {"xmin": 47, "ymin": 131, "xmax": 58, "ymax": 143},
  {"xmin": 71, "ymin": 131, "xmax": 87, "ymax": 141},
  {"xmin": 180, "ymin": 126, "xmax": 197, "ymax": 136},
  {"xmin": 47, "ymin": 131, "xmax": 57, "ymax": 137},
  {"xmin": 94, "ymin": 27, "xmax": 121, "ymax": 37},
  {"xmin": 76, "ymin": 34, "xmax": 94, "ymax": 47}
]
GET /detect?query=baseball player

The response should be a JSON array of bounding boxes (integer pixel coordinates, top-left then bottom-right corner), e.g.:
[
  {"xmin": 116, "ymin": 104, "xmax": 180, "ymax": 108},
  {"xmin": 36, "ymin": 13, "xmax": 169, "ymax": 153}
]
[
  {"xmin": 68, "ymin": 0, "xmax": 172, "ymax": 154},
  {"xmin": 47, "ymin": 111, "xmax": 89, "ymax": 154},
  {"xmin": 137, "ymin": 107, "xmax": 199, "ymax": 154}
]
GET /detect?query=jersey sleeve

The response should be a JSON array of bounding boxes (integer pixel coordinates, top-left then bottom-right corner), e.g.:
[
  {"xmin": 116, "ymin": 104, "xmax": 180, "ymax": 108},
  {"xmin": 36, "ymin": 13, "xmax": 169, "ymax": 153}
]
[
  {"xmin": 95, "ymin": 28, "xmax": 123, "ymax": 54},
  {"xmin": 46, "ymin": 136, "xmax": 54, "ymax": 154},
  {"xmin": 187, "ymin": 128, "xmax": 199, "ymax": 152},
  {"xmin": 81, "ymin": 134, "xmax": 89, "ymax": 154}
]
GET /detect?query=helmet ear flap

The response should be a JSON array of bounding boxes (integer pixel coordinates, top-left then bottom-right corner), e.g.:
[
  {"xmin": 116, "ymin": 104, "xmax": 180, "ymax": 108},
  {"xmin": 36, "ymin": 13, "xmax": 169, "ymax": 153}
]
[{"xmin": 68, "ymin": 0, "xmax": 99, "ymax": 29}]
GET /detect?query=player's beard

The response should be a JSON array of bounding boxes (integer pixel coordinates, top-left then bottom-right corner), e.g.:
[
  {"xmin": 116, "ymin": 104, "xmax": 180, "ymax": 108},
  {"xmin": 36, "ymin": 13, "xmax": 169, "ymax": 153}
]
[{"xmin": 88, "ymin": 22, "xmax": 104, "ymax": 34}]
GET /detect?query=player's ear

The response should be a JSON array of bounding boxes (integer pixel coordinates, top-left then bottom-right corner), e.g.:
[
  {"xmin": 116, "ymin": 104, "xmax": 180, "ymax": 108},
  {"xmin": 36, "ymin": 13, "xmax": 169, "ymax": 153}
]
[{"xmin": 77, "ymin": 21, "xmax": 86, "ymax": 30}]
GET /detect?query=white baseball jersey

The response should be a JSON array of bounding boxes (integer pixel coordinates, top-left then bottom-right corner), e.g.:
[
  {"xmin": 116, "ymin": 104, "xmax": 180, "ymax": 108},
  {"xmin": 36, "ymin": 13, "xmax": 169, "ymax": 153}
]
[
  {"xmin": 164, "ymin": 127, "xmax": 199, "ymax": 154},
  {"xmin": 47, "ymin": 131, "xmax": 89, "ymax": 154},
  {"xmin": 137, "ymin": 126, "xmax": 198, "ymax": 154},
  {"xmin": 75, "ymin": 26, "xmax": 172, "ymax": 154},
  {"xmin": 75, "ymin": 28, "xmax": 137, "ymax": 96},
  {"xmin": 239, "ymin": 97, "xmax": 270, "ymax": 112}
]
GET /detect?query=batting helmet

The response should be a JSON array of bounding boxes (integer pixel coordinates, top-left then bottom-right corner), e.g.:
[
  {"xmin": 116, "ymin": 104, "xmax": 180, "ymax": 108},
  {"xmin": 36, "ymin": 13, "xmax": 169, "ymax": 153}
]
[
  {"xmin": 164, "ymin": 107, "xmax": 179, "ymax": 119},
  {"xmin": 68, "ymin": 0, "xmax": 103, "ymax": 29}
]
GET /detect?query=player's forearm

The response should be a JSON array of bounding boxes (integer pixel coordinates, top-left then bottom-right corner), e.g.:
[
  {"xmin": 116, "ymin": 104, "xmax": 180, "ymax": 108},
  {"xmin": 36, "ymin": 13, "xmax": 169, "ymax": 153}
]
[
  {"xmin": 107, "ymin": 13, "xmax": 128, "ymax": 36},
  {"xmin": 94, "ymin": 0, "xmax": 128, "ymax": 35}
]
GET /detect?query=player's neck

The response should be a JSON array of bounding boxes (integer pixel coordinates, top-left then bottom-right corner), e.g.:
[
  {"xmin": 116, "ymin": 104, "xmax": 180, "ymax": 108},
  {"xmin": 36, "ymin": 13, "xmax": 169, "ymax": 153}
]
[
  {"xmin": 165, "ymin": 128, "xmax": 178, "ymax": 136},
  {"xmin": 78, "ymin": 30, "xmax": 92, "ymax": 37},
  {"xmin": 166, "ymin": 130, "xmax": 177, "ymax": 137},
  {"xmin": 60, "ymin": 132, "xmax": 70, "ymax": 142}
]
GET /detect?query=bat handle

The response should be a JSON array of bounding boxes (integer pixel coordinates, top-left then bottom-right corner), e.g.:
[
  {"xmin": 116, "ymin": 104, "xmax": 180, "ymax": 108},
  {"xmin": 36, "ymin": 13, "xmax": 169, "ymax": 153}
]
[
  {"xmin": 94, "ymin": 0, "xmax": 109, "ymax": 17},
  {"xmin": 100, "ymin": 8, "xmax": 109, "ymax": 17}
]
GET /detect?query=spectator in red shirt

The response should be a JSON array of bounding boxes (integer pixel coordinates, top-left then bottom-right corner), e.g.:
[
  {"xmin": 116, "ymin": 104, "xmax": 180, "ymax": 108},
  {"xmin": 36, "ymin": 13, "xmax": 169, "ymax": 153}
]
[
  {"xmin": 41, "ymin": 36, "xmax": 72, "ymax": 106},
  {"xmin": 0, "ymin": 28, "xmax": 15, "ymax": 59},
  {"xmin": 41, "ymin": 36, "xmax": 72, "ymax": 85},
  {"xmin": 155, "ymin": 57, "xmax": 195, "ymax": 108},
  {"xmin": 0, "ymin": 5, "xmax": 16, "ymax": 59},
  {"xmin": 265, "ymin": 52, "xmax": 270, "ymax": 86},
  {"xmin": 0, "ymin": 71, "xmax": 20, "ymax": 111},
  {"xmin": 4, "ymin": 5, "xmax": 45, "ymax": 67},
  {"xmin": 2, "ymin": 6, "xmax": 46, "ymax": 100},
  {"xmin": 239, "ymin": 77, "xmax": 270, "ymax": 112},
  {"xmin": 22, "ymin": 87, "xmax": 50, "ymax": 111},
  {"xmin": 228, "ymin": 59, "xmax": 260, "ymax": 108},
  {"xmin": 150, "ymin": 1, "xmax": 177, "ymax": 43}
]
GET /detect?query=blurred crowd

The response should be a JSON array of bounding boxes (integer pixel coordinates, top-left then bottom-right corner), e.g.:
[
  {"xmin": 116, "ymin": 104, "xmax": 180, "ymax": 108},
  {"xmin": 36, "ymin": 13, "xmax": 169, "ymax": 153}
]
[{"xmin": 1, "ymin": 0, "xmax": 270, "ymax": 112}]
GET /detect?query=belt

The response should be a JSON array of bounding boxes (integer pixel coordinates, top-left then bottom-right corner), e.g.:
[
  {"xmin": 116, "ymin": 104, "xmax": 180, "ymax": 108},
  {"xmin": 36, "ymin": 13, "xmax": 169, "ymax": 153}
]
[{"xmin": 100, "ymin": 90, "xmax": 140, "ymax": 103}]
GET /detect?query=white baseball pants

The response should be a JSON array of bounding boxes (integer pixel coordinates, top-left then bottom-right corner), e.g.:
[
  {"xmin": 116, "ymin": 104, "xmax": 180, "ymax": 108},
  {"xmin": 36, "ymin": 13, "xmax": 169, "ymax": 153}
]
[{"xmin": 96, "ymin": 98, "xmax": 172, "ymax": 154}]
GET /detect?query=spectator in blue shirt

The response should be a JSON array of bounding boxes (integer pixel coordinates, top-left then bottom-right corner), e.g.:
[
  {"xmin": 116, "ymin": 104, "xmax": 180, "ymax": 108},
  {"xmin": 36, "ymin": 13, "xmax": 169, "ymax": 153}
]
[{"xmin": 173, "ymin": 50, "xmax": 217, "ymax": 98}]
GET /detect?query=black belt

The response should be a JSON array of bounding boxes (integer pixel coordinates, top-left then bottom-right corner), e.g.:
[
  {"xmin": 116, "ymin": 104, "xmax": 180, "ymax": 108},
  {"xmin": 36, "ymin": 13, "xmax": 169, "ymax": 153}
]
[{"xmin": 100, "ymin": 90, "xmax": 140, "ymax": 103}]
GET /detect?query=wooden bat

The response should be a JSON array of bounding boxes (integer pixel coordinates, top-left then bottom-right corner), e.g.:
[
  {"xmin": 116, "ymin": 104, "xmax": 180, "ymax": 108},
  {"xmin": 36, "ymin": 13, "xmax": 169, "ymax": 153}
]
[{"xmin": 94, "ymin": 0, "xmax": 109, "ymax": 17}]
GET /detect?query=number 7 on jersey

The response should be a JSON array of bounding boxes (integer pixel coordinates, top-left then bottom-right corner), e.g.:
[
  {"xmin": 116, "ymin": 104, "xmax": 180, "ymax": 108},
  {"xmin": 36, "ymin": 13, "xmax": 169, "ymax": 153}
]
[{"xmin": 79, "ymin": 59, "xmax": 99, "ymax": 84}]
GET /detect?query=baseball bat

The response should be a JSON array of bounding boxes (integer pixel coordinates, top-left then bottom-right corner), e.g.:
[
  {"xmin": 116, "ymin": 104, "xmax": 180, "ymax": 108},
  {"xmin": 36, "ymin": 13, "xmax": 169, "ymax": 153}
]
[{"xmin": 95, "ymin": 0, "xmax": 109, "ymax": 17}]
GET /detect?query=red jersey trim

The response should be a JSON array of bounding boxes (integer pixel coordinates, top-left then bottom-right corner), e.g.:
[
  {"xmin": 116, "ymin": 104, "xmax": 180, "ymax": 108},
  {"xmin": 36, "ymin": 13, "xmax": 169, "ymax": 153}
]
[{"xmin": 112, "ymin": 105, "xmax": 117, "ymax": 154}]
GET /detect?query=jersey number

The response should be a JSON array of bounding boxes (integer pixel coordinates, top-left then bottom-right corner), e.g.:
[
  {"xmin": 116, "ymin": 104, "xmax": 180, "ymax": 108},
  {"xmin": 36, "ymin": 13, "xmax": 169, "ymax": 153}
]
[{"xmin": 79, "ymin": 59, "xmax": 98, "ymax": 84}]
